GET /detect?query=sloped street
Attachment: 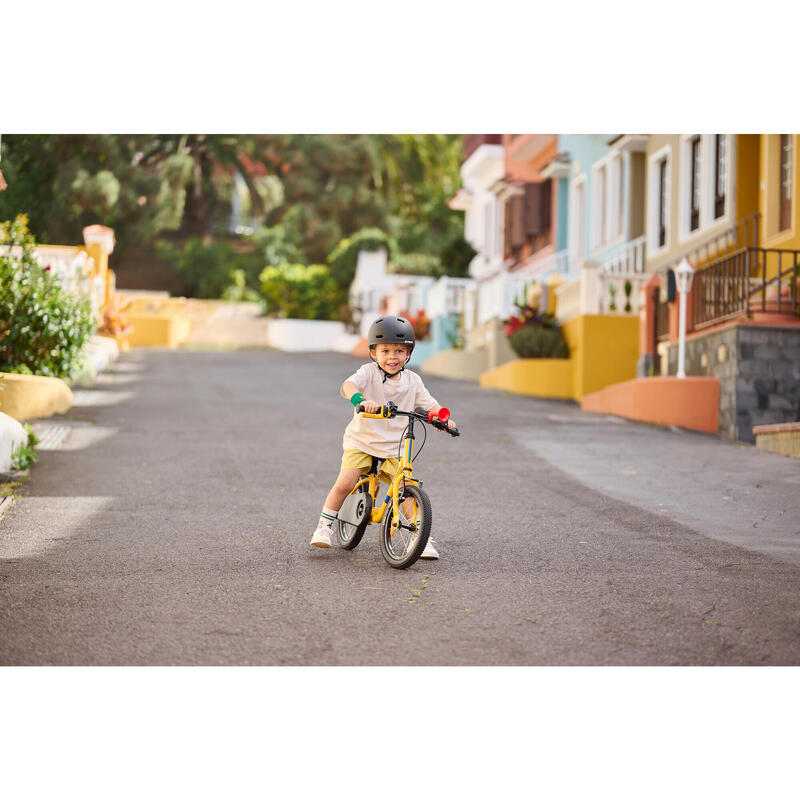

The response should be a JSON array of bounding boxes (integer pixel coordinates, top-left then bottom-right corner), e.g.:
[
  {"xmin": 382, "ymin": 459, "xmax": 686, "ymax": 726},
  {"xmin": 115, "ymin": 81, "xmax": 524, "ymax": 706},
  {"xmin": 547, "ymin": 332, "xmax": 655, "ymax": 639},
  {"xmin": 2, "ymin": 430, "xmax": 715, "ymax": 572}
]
[{"xmin": 1, "ymin": 349, "xmax": 799, "ymax": 665}]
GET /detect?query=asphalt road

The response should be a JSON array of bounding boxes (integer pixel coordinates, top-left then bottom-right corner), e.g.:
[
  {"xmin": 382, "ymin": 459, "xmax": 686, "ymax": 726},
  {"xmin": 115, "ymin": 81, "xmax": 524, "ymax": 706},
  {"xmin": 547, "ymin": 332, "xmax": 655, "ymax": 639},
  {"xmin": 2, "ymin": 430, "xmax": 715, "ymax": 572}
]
[{"xmin": 1, "ymin": 349, "xmax": 799, "ymax": 665}]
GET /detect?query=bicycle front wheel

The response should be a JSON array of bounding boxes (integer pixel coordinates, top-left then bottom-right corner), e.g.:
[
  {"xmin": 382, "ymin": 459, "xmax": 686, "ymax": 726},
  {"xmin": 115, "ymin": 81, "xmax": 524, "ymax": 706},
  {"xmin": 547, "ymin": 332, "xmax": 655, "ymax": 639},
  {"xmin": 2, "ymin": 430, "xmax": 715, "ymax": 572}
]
[{"xmin": 379, "ymin": 484, "xmax": 432, "ymax": 569}]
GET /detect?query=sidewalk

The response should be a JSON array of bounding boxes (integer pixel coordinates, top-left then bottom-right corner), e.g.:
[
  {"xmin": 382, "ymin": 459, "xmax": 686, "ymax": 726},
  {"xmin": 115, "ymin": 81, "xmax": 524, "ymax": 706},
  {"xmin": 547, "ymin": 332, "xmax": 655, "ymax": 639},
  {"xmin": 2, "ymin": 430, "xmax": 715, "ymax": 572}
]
[{"xmin": 511, "ymin": 407, "xmax": 800, "ymax": 565}]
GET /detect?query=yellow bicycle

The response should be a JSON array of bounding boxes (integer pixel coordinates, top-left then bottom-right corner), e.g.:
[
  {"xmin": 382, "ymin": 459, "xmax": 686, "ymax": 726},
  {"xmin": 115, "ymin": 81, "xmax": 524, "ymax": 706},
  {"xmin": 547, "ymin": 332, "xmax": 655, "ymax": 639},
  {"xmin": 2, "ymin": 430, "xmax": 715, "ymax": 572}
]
[{"xmin": 335, "ymin": 401, "xmax": 460, "ymax": 569}]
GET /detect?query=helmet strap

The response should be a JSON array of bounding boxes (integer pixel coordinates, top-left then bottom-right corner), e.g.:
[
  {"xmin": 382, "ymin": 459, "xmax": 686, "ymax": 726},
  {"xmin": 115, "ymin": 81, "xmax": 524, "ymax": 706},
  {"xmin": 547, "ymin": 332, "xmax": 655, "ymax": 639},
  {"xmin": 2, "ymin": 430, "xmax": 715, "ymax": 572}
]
[{"xmin": 369, "ymin": 352, "xmax": 412, "ymax": 382}]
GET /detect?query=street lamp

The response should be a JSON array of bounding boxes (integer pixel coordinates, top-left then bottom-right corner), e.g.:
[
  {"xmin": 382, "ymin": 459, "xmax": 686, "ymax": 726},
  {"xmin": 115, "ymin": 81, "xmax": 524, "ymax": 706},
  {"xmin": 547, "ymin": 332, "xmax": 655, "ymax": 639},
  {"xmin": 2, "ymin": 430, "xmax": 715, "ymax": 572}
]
[{"xmin": 675, "ymin": 257, "xmax": 695, "ymax": 379}]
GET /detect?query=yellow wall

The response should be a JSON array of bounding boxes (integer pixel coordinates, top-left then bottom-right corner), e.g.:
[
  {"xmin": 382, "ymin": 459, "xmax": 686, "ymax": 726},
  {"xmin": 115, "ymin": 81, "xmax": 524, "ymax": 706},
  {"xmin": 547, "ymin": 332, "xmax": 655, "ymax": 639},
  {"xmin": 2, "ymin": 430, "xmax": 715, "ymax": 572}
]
[
  {"xmin": 125, "ymin": 314, "xmax": 192, "ymax": 349},
  {"xmin": 562, "ymin": 314, "xmax": 640, "ymax": 398},
  {"xmin": 736, "ymin": 135, "xmax": 760, "ymax": 227},
  {"xmin": 479, "ymin": 357, "xmax": 573, "ymax": 399},
  {"xmin": 478, "ymin": 314, "xmax": 639, "ymax": 401}
]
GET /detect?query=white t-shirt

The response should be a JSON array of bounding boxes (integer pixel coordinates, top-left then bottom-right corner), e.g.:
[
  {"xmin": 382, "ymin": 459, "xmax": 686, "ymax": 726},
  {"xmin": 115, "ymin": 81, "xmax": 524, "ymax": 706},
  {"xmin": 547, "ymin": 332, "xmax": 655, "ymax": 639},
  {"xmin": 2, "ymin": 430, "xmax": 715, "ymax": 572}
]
[{"xmin": 340, "ymin": 362, "xmax": 439, "ymax": 458}]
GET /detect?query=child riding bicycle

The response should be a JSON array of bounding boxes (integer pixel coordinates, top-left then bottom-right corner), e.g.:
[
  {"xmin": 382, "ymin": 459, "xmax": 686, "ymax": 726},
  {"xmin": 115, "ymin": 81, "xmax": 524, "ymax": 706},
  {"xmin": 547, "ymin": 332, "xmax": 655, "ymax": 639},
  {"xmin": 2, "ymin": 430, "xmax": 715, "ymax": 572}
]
[{"xmin": 310, "ymin": 315, "xmax": 457, "ymax": 559}]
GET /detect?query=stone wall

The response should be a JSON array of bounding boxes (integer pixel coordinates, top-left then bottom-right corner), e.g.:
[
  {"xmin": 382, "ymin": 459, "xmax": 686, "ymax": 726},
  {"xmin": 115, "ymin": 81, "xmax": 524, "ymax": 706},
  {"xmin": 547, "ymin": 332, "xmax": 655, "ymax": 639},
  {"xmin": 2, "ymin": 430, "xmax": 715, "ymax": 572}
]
[{"xmin": 666, "ymin": 324, "xmax": 800, "ymax": 443}]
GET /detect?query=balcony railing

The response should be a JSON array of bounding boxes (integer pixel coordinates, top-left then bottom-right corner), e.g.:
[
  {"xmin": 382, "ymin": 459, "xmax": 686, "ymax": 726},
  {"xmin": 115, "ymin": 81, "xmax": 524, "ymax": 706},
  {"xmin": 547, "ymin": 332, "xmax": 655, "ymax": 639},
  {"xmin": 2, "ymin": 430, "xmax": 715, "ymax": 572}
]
[
  {"xmin": 425, "ymin": 276, "xmax": 475, "ymax": 319},
  {"xmin": 660, "ymin": 212, "xmax": 760, "ymax": 275},
  {"xmin": 600, "ymin": 235, "xmax": 646, "ymax": 275},
  {"xmin": 521, "ymin": 248, "xmax": 571, "ymax": 278},
  {"xmin": 690, "ymin": 246, "xmax": 800, "ymax": 330}
]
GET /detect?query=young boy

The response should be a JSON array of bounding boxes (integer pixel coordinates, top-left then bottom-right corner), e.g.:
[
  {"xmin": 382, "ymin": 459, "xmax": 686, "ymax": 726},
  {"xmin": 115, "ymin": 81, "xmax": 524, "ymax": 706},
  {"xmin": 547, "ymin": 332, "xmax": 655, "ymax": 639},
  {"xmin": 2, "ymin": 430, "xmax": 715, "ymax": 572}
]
[{"xmin": 310, "ymin": 315, "xmax": 457, "ymax": 558}]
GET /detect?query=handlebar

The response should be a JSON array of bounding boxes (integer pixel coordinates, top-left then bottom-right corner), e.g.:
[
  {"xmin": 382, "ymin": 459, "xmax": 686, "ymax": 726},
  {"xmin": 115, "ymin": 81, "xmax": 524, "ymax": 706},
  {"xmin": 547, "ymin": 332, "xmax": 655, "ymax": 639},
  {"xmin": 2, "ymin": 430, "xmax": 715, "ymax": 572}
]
[{"xmin": 355, "ymin": 401, "xmax": 460, "ymax": 437}]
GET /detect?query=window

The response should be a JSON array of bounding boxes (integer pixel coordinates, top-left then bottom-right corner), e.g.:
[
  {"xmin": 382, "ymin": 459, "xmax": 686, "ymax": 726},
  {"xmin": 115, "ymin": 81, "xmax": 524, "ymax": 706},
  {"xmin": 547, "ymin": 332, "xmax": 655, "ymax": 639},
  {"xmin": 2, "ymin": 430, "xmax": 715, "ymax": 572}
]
[
  {"xmin": 658, "ymin": 158, "xmax": 668, "ymax": 248},
  {"xmin": 689, "ymin": 136, "xmax": 701, "ymax": 231},
  {"xmin": 542, "ymin": 178, "xmax": 552, "ymax": 231},
  {"xmin": 714, "ymin": 134, "xmax": 727, "ymax": 219},
  {"xmin": 780, "ymin": 134, "xmax": 792, "ymax": 231},
  {"xmin": 523, "ymin": 180, "xmax": 552, "ymax": 238}
]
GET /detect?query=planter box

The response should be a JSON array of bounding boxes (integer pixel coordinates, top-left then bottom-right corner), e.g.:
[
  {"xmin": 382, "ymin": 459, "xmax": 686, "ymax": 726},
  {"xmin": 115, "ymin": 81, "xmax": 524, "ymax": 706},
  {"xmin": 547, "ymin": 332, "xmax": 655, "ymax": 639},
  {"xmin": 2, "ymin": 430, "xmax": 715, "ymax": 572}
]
[
  {"xmin": 266, "ymin": 319, "xmax": 346, "ymax": 352},
  {"xmin": 0, "ymin": 373, "xmax": 73, "ymax": 422}
]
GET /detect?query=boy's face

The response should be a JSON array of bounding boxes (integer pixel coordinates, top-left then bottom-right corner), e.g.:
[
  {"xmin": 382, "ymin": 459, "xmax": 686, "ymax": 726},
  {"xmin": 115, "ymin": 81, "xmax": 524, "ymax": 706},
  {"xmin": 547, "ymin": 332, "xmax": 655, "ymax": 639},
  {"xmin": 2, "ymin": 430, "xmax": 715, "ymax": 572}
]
[{"xmin": 372, "ymin": 344, "xmax": 411, "ymax": 374}]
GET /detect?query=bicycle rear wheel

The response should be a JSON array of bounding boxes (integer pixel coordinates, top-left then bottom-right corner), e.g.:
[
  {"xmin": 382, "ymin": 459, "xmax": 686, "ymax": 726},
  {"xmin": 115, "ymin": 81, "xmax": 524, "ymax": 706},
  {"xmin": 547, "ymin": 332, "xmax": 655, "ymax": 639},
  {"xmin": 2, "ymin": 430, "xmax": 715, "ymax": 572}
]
[
  {"xmin": 379, "ymin": 484, "xmax": 431, "ymax": 569},
  {"xmin": 336, "ymin": 483, "xmax": 371, "ymax": 550}
]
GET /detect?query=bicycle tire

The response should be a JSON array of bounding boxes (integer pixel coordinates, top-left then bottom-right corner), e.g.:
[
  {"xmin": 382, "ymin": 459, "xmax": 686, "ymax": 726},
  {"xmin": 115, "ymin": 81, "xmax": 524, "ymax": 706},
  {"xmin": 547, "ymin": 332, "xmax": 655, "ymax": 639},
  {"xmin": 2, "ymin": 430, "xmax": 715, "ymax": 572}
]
[
  {"xmin": 336, "ymin": 483, "xmax": 371, "ymax": 550},
  {"xmin": 379, "ymin": 484, "xmax": 432, "ymax": 569}
]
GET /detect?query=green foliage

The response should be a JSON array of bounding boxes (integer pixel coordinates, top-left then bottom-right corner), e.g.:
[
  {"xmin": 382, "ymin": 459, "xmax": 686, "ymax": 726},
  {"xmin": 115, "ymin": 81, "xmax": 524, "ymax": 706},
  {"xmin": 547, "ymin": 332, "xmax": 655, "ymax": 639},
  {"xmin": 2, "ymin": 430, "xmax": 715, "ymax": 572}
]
[
  {"xmin": 155, "ymin": 223, "xmax": 302, "ymax": 299},
  {"xmin": 1, "ymin": 134, "xmax": 471, "ymax": 298},
  {"xmin": 10, "ymin": 425, "xmax": 39, "ymax": 471},
  {"xmin": 388, "ymin": 253, "xmax": 442, "ymax": 277},
  {"xmin": 0, "ymin": 216, "xmax": 96, "ymax": 379},
  {"xmin": 254, "ymin": 224, "xmax": 303, "ymax": 267},
  {"xmin": 265, "ymin": 135, "xmax": 389, "ymax": 265},
  {"xmin": 327, "ymin": 228, "xmax": 397, "ymax": 289},
  {"xmin": 221, "ymin": 269, "xmax": 261, "ymax": 303},
  {"xmin": 155, "ymin": 238, "xmax": 238, "ymax": 299},
  {"xmin": 509, "ymin": 324, "xmax": 569, "ymax": 359},
  {"xmin": 259, "ymin": 263, "xmax": 346, "ymax": 321},
  {"xmin": 0, "ymin": 135, "xmax": 164, "ymax": 257}
]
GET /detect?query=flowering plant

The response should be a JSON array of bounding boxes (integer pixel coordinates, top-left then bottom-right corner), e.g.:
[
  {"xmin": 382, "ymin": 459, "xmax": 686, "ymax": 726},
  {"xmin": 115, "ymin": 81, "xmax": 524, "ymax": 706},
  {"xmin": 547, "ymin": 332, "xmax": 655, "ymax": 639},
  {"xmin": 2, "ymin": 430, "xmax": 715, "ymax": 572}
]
[
  {"xmin": 503, "ymin": 298, "xmax": 568, "ymax": 359},
  {"xmin": 400, "ymin": 308, "xmax": 431, "ymax": 340}
]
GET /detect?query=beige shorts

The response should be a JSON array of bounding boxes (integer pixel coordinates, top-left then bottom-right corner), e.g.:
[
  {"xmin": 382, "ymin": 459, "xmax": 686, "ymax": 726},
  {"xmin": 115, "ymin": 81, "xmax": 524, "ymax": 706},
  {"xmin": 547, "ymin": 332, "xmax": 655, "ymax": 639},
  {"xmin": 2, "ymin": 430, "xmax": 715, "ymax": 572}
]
[{"xmin": 341, "ymin": 449, "xmax": 400, "ymax": 484}]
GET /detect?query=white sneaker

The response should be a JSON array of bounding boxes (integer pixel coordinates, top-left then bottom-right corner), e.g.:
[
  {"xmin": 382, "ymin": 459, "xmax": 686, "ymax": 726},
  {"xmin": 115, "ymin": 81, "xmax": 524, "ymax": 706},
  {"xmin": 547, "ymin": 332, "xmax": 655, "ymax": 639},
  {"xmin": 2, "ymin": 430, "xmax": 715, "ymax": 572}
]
[
  {"xmin": 419, "ymin": 538, "xmax": 439, "ymax": 559},
  {"xmin": 310, "ymin": 523, "xmax": 333, "ymax": 548}
]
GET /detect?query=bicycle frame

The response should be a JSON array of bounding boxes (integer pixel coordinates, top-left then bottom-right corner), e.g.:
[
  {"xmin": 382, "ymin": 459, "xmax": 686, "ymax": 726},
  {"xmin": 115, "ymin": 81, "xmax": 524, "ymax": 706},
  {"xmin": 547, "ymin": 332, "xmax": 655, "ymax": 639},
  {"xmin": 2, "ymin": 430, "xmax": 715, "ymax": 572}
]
[{"xmin": 351, "ymin": 412, "xmax": 420, "ymax": 530}]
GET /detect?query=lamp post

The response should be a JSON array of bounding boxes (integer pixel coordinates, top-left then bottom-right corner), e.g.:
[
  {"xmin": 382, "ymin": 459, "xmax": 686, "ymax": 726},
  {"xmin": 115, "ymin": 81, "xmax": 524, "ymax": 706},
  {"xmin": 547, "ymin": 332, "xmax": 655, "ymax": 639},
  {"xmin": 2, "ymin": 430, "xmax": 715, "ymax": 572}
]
[{"xmin": 675, "ymin": 257, "xmax": 695, "ymax": 379}]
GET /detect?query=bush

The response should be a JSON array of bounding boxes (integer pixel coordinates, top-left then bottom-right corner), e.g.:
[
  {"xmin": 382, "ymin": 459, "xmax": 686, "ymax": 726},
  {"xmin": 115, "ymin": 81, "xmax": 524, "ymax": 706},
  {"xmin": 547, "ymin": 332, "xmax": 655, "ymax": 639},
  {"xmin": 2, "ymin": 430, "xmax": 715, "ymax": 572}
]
[
  {"xmin": 0, "ymin": 216, "xmax": 96, "ymax": 379},
  {"xmin": 509, "ymin": 324, "xmax": 569, "ymax": 359},
  {"xmin": 259, "ymin": 263, "xmax": 346, "ymax": 321},
  {"xmin": 388, "ymin": 253, "xmax": 442, "ymax": 277}
]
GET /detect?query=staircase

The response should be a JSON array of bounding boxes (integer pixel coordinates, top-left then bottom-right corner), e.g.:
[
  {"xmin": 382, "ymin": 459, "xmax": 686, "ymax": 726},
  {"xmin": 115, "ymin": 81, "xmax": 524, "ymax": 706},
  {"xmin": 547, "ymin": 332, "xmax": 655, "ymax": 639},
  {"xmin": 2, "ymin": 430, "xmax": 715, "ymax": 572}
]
[{"xmin": 690, "ymin": 246, "xmax": 800, "ymax": 330}]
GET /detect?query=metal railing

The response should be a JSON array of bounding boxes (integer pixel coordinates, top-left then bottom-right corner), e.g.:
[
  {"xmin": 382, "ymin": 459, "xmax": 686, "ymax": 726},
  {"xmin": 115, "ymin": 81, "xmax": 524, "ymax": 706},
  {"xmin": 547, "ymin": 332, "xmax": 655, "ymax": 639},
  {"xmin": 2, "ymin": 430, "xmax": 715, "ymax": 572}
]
[
  {"xmin": 748, "ymin": 248, "xmax": 800, "ymax": 316},
  {"xmin": 660, "ymin": 211, "xmax": 760, "ymax": 275},
  {"xmin": 655, "ymin": 298, "xmax": 670, "ymax": 341},
  {"xmin": 690, "ymin": 246, "xmax": 799, "ymax": 330}
]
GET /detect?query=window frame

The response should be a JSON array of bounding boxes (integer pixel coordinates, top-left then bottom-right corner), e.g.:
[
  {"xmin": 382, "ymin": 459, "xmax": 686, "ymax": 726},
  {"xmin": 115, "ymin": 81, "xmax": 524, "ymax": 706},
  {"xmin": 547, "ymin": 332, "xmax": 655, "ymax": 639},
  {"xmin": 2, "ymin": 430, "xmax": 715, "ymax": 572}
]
[
  {"xmin": 713, "ymin": 134, "xmax": 727, "ymax": 220},
  {"xmin": 590, "ymin": 149, "xmax": 625, "ymax": 254},
  {"xmin": 647, "ymin": 144, "xmax": 671, "ymax": 256},
  {"xmin": 689, "ymin": 136, "xmax": 701, "ymax": 232},
  {"xmin": 780, "ymin": 134, "xmax": 792, "ymax": 232},
  {"xmin": 569, "ymin": 174, "xmax": 587, "ymax": 262}
]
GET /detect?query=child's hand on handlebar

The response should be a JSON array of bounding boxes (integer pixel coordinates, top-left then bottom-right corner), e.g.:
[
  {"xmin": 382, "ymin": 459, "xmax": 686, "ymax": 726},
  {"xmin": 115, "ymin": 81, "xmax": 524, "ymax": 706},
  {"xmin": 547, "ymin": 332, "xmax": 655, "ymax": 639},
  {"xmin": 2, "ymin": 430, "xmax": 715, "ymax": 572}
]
[{"xmin": 360, "ymin": 400, "xmax": 380, "ymax": 413}]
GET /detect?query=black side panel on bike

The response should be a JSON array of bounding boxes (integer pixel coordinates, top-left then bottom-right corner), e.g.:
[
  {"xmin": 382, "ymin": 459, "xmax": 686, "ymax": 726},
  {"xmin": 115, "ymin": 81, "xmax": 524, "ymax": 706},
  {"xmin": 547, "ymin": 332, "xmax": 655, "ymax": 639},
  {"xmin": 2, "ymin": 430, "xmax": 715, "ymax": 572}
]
[
  {"xmin": 338, "ymin": 490, "xmax": 372, "ymax": 527},
  {"xmin": 336, "ymin": 486, "xmax": 372, "ymax": 550}
]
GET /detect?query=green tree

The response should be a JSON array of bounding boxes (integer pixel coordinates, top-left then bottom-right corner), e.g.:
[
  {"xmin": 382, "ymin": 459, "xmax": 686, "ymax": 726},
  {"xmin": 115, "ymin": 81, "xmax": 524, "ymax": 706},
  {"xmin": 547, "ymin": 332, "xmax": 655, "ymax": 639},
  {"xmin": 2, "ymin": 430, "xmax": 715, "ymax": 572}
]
[{"xmin": 0, "ymin": 135, "xmax": 164, "ymax": 256}]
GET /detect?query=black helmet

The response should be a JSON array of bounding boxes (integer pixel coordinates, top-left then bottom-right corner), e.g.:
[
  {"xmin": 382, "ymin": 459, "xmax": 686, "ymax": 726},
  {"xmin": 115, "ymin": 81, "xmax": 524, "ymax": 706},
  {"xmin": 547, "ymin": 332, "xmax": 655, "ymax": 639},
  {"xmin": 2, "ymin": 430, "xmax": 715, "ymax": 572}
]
[{"xmin": 367, "ymin": 316, "xmax": 416, "ymax": 353}]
